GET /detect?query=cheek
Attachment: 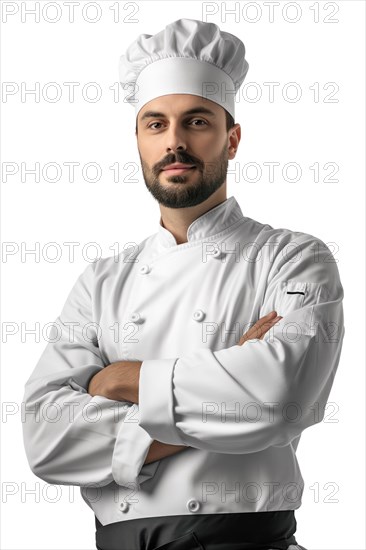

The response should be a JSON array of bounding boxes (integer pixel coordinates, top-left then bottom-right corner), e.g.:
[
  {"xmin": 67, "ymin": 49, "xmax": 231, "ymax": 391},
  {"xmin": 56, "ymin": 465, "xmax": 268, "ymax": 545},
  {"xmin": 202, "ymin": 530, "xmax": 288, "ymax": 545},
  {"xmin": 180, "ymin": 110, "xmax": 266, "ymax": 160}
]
[
  {"xmin": 138, "ymin": 145, "xmax": 156, "ymax": 169},
  {"xmin": 200, "ymin": 143, "xmax": 227, "ymax": 163},
  {"xmin": 193, "ymin": 133, "xmax": 226, "ymax": 155},
  {"xmin": 138, "ymin": 138, "xmax": 164, "ymax": 161}
]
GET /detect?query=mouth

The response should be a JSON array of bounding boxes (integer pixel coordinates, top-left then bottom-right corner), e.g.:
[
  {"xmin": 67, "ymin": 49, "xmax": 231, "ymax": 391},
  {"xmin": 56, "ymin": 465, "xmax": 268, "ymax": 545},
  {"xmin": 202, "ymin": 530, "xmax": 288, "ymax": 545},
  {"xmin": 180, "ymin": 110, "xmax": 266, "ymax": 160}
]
[{"xmin": 162, "ymin": 166, "xmax": 196, "ymax": 175}]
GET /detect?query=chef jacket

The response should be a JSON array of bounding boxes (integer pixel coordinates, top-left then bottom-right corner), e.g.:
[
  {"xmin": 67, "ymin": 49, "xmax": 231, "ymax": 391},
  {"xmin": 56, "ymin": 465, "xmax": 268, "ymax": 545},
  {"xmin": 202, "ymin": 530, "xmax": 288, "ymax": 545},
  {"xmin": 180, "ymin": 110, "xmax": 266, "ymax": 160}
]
[{"xmin": 22, "ymin": 195, "xmax": 345, "ymax": 527}]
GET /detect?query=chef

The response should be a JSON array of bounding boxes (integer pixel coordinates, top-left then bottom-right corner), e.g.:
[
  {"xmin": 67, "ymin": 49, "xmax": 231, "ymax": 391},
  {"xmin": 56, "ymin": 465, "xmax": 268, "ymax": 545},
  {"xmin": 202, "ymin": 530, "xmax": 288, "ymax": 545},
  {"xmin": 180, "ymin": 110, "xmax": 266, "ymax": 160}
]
[{"xmin": 22, "ymin": 18, "xmax": 344, "ymax": 550}]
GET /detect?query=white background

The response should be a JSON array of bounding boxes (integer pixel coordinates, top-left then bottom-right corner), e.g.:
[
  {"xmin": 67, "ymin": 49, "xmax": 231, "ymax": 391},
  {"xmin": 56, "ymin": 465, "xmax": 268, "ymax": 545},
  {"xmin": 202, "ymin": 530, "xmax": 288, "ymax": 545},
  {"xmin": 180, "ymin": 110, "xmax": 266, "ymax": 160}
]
[{"xmin": 1, "ymin": 1, "xmax": 365, "ymax": 549}]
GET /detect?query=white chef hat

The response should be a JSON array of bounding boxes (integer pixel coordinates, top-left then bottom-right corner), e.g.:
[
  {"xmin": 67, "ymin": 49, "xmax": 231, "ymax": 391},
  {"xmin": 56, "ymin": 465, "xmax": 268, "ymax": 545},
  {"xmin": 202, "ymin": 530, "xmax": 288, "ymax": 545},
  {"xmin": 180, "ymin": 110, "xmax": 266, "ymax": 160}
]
[{"xmin": 119, "ymin": 18, "xmax": 249, "ymax": 120}]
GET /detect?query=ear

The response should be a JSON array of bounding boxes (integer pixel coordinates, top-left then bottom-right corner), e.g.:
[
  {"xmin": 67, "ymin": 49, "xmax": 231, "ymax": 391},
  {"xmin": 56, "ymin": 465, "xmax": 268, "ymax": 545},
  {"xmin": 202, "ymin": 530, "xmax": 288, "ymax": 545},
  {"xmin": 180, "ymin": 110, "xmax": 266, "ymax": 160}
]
[{"xmin": 228, "ymin": 123, "xmax": 241, "ymax": 160}]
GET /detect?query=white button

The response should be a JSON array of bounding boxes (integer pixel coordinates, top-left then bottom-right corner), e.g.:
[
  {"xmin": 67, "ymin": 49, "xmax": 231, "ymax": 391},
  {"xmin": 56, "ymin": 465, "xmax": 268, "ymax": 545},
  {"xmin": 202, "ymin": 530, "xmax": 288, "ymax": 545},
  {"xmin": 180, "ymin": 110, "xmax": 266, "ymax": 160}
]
[
  {"xmin": 139, "ymin": 264, "xmax": 151, "ymax": 274},
  {"xmin": 186, "ymin": 498, "xmax": 200, "ymax": 513},
  {"xmin": 129, "ymin": 312, "xmax": 144, "ymax": 324},
  {"xmin": 212, "ymin": 247, "xmax": 222, "ymax": 258},
  {"xmin": 193, "ymin": 309, "xmax": 205, "ymax": 322},
  {"xmin": 120, "ymin": 501, "xmax": 129, "ymax": 512}
]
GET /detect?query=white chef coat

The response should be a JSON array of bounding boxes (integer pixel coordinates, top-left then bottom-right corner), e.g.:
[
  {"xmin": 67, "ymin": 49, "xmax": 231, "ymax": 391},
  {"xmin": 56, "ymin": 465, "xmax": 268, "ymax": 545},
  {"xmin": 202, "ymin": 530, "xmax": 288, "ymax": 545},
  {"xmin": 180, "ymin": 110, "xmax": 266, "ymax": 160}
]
[{"xmin": 22, "ymin": 195, "xmax": 345, "ymax": 527}]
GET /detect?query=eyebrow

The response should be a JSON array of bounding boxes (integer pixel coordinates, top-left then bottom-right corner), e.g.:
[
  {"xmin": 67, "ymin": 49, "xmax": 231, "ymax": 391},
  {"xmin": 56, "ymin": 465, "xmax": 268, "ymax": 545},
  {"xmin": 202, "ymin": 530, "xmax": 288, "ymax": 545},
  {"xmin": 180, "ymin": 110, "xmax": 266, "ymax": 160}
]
[{"xmin": 140, "ymin": 106, "xmax": 216, "ymax": 122}]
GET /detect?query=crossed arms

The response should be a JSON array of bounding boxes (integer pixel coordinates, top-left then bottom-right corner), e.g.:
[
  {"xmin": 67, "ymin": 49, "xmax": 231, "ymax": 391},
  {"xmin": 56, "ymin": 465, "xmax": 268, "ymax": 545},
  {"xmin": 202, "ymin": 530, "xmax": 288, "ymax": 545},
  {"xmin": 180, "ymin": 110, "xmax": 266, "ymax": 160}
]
[
  {"xmin": 22, "ymin": 235, "xmax": 344, "ymax": 488},
  {"xmin": 87, "ymin": 311, "xmax": 282, "ymax": 465}
]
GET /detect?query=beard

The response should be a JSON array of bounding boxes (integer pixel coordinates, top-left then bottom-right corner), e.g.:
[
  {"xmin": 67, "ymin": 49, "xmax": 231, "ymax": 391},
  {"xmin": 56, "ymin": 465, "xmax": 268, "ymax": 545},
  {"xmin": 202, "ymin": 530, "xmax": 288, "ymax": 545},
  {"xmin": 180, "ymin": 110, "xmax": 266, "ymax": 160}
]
[{"xmin": 138, "ymin": 141, "xmax": 229, "ymax": 209}]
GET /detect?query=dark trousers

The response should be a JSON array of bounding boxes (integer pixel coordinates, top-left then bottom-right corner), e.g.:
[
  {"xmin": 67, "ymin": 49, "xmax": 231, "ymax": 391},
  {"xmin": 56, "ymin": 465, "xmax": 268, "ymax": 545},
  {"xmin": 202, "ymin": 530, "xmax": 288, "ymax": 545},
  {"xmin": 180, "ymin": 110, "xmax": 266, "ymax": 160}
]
[{"xmin": 95, "ymin": 511, "xmax": 303, "ymax": 550}]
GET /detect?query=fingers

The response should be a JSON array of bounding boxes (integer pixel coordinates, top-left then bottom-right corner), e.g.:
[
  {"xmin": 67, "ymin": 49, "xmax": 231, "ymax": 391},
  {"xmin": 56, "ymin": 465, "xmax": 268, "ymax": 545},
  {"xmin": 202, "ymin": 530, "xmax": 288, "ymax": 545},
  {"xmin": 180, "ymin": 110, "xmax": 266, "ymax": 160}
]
[
  {"xmin": 258, "ymin": 316, "xmax": 282, "ymax": 339},
  {"xmin": 238, "ymin": 311, "xmax": 283, "ymax": 346}
]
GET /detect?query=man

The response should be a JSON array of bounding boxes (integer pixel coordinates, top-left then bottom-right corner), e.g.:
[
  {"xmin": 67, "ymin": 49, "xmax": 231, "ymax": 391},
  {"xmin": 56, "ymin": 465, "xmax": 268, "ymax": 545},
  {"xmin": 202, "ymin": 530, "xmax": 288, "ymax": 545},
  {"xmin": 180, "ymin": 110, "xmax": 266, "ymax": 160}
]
[{"xmin": 22, "ymin": 18, "xmax": 344, "ymax": 550}]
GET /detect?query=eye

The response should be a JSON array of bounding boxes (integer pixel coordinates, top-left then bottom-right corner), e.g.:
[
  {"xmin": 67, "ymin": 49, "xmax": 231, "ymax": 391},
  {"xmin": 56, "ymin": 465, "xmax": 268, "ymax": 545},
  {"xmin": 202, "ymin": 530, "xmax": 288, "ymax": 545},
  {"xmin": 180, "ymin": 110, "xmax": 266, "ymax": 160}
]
[
  {"xmin": 148, "ymin": 122, "xmax": 163, "ymax": 130},
  {"xmin": 189, "ymin": 119, "xmax": 207, "ymax": 126}
]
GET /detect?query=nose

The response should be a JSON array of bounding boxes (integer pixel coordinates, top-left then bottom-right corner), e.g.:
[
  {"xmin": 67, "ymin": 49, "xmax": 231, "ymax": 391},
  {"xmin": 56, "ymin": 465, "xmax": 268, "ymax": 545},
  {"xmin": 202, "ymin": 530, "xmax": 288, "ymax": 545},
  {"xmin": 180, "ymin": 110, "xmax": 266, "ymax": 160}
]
[{"xmin": 165, "ymin": 123, "xmax": 187, "ymax": 153}]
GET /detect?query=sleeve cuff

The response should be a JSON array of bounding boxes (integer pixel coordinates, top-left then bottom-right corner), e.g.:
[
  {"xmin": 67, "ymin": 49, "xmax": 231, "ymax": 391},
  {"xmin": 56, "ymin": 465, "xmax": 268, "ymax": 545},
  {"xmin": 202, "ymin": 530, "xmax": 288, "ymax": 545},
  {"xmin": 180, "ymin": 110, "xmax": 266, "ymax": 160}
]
[
  {"xmin": 138, "ymin": 358, "xmax": 184, "ymax": 445},
  {"xmin": 111, "ymin": 404, "xmax": 157, "ymax": 488}
]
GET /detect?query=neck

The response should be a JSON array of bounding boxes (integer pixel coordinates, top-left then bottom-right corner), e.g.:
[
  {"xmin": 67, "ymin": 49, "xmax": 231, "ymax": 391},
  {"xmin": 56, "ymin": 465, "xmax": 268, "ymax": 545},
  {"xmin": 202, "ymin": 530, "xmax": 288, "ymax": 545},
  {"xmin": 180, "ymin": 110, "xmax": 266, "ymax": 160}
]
[{"xmin": 159, "ymin": 185, "xmax": 227, "ymax": 245}]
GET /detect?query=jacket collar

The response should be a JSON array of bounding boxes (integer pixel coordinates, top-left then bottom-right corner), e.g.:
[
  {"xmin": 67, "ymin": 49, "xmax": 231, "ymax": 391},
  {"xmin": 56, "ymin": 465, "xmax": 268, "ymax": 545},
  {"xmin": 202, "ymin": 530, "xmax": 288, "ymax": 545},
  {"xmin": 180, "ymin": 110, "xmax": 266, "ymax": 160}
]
[{"xmin": 157, "ymin": 195, "xmax": 244, "ymax": 247}]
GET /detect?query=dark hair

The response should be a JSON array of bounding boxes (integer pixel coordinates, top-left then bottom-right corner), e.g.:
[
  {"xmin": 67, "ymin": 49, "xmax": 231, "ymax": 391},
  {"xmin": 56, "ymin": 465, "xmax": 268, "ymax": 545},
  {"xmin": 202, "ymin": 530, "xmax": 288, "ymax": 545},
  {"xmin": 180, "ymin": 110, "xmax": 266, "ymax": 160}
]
[
  {"xmin": 224, "ymin": 109, "xmax": 235, "ymax": 132},
  {"xmin": 135, "ymin": 108, "xmax": 235, "ymax": 135}
]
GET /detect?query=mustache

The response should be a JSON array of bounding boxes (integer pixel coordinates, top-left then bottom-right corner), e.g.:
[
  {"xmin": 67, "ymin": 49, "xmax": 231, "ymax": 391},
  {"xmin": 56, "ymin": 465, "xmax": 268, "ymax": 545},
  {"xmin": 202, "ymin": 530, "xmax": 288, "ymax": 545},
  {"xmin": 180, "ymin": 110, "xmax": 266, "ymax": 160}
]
[{"xmin": 154, "ymin": 153, "xmax": 203, "ymax": 174}]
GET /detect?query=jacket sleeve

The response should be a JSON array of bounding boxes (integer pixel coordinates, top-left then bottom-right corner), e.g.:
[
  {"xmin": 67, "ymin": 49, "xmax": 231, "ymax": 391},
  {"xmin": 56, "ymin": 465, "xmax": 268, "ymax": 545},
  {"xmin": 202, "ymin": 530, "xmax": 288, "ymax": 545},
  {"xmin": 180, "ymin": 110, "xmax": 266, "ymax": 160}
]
[
  {"xmin": 22, "ymin": 262, "xmax": 157, "ymax": 488},
  {"xmin": 138, "ymin": 235, "xmax": 345, "ymax": 453}
]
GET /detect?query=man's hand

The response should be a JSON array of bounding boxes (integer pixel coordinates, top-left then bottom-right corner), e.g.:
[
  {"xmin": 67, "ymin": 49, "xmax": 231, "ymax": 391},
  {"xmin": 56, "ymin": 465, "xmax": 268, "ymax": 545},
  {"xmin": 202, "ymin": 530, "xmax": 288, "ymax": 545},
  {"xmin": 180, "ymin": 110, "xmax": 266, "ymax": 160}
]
[
  {"xmin": 87, "ymin": 360, "xmax": 142, "ymax": 403},
  {"xmin": 238, "ymin": 310, "xmax": 282, "ymax": 346},
  {"xmin": 144, "ymin": 440, "xmax": 188, "ymax": 464}
]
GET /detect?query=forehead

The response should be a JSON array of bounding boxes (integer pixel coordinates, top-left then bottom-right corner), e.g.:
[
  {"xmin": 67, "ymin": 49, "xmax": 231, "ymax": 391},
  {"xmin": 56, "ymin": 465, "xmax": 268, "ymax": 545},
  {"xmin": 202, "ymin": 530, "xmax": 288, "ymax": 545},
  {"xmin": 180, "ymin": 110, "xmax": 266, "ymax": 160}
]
[{"xmin": 137, "ymin": 94, "xmax": 223, "ymax": 122}]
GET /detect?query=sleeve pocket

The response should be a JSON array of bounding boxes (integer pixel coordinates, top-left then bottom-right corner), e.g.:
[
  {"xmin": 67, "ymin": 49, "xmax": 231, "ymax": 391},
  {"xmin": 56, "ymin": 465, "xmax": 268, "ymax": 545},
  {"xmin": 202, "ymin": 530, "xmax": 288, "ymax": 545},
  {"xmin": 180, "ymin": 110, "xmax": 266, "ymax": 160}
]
[{"xmin": 278, "ymin": 280, "xmax": 323, "ymax": 317}]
